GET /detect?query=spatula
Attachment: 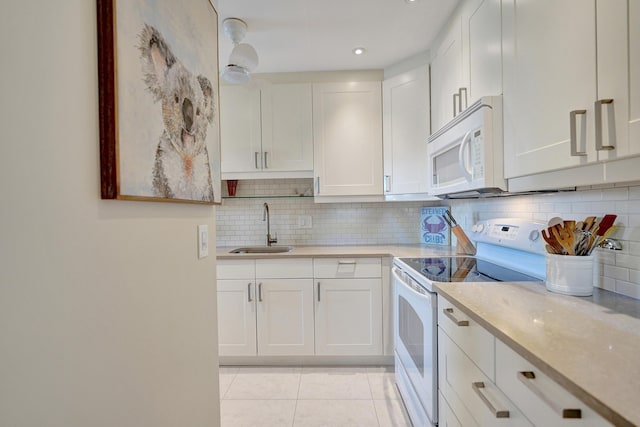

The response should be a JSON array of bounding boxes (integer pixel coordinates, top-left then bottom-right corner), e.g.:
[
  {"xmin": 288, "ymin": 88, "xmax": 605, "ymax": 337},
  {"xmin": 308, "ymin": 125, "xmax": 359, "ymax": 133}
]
[{"xmin": 588, "ymin": 214, "xmax": 617, "ymax": 255}]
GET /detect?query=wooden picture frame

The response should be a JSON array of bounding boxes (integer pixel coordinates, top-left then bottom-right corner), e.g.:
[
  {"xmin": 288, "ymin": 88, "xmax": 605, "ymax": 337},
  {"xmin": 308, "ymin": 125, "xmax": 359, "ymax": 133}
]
[{"xmin": 97, "ymin": 0, "xmax": 221, "ymax": 204}]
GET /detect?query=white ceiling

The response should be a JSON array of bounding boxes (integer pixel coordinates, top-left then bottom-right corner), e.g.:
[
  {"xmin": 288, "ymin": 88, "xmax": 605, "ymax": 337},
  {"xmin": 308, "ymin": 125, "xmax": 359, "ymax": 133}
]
[{"xmin": 216, "ymin": 0, "xmax": 460, "ymax": 74}]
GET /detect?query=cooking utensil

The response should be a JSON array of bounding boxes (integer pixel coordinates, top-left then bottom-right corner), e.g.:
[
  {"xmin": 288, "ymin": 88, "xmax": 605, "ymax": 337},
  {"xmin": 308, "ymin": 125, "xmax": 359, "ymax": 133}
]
[
  {"xmin": 588, "ymin": 214, "xmax": 617, "ymax": 254},
  {"xmin": 550, "ymin": 223, "xmax": 575, "ymax": 255},
  {"xmin": 548, "ymin": 217, "xmax": 563, "ymax": 227},
  {"xmin": 443, "ymin": 210, "xmax": 476, "ymax": 255},
  {"xmin": 541, "ymin": 228, "xmax": 564, "ymax": 254}
]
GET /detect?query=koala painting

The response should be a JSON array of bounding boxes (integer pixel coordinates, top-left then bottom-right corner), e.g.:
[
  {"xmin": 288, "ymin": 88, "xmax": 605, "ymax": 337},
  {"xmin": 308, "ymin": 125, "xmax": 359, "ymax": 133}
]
[{"xmin": 138, "ymin": 24, "xmax": 215, "ymax": 202}]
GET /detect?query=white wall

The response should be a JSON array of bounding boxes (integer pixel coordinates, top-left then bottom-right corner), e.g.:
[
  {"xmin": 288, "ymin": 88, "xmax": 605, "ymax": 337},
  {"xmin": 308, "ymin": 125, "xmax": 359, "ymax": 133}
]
[{"xmin": 0, "ymin": 2, "xmax": 219, "ymax": 426}]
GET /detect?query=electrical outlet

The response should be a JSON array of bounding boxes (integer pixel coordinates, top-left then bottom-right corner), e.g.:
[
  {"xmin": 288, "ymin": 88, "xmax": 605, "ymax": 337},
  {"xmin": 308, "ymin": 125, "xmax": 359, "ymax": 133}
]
[
  {"xmin": 297, "ymin": 215, "xmax": 312, "ymax": 229},
  {"xmin": 198, "ymin": 225, "xmax": 209, "ymax": 259}
]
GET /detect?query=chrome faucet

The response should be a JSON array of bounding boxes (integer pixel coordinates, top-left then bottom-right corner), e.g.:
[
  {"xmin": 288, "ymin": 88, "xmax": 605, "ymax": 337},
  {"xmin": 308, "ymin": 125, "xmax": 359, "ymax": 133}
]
[{"xmin": 263, "ymin": 202, "xmax": 278, "ymax": 246}]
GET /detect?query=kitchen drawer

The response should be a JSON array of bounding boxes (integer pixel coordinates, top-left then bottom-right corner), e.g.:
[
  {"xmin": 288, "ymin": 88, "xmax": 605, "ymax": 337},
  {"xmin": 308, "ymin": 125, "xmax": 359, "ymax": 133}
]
[
  {"xmin": 439, "ymin": 330, "xmax": 533, "ymax": 427},
  {"xmin": 256, "ymin": 258, "xmax": 313, "ymax": 278},
  {"xmin": 313, "ymin": 257, "xmax": 382, "ymax": 278},
  {"xmin": 439, "ymin": 391, "xmax": 463, "ymax": 427},
  {"xmin": 495, "ymin": 339, "xmax": 613, "ymax": 427},
  {"xmin": 217, "ymin": 259, "xmax": 255, "ymax": 280},
  {"xmin": 438, "ymin": 294, "xmax": 495, "ymax": 380}
]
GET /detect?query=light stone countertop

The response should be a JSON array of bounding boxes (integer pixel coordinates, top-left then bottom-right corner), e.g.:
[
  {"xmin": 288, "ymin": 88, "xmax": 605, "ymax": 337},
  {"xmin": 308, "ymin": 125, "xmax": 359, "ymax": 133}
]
[
  {"xmin": 435, "ymin": 280, "xmax": 640, "ymax": 427},
  {"xmin": 216, "ymin": 244, "xmax": 640, "ymax": 426},
  {"xmin": 216, "ymin": 244, "xmax": 453, "ymax": 259}
]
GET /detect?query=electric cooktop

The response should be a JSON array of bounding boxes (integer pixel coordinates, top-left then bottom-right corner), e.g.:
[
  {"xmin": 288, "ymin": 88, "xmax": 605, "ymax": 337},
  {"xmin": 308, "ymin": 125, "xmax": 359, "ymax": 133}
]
[{"xmin": 398, "ymin": 256, "xmax": 541, "ymax": 283}]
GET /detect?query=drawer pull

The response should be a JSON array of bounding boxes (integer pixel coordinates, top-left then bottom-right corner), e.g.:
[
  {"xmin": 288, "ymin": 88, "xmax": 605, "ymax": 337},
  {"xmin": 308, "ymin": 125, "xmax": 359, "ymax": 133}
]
[
  {"xmin": 472, "ymin": 382, "xmax": 510, "ymax": 418},
  {"xmin": 338, "ymin": 260, "xmax": 357, "ymax": 265},
  {"xmin": 443, "ymin": 308, "xmax": 469, "ymax": 327},
  {"xmin": 517, "ymin": 371, "xmax": 582, "ymax": 419}
]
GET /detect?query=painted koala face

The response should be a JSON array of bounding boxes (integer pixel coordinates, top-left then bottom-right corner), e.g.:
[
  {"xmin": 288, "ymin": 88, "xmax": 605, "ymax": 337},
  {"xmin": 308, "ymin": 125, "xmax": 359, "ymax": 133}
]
[
  {"xmin": 160, "ymin": 64, "xmax": 213, "ymax": 157},
  {"xmin": 139, "ymin": 24, "xmax": 215, "ymax": 157}
]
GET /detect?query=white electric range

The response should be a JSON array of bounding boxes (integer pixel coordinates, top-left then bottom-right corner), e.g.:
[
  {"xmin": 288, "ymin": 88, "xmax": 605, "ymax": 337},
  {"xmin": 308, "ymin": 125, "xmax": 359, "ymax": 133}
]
[{"xmin": 392, "ymin": 218, "xmax": 547, "ymax": 426}]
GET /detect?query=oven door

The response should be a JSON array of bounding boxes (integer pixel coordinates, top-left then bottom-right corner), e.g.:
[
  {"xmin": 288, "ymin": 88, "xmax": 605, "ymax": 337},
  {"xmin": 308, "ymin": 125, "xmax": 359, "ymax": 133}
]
[{"xmin": 392, "ymin": 266, "xmax": 437, "ymax": 426}]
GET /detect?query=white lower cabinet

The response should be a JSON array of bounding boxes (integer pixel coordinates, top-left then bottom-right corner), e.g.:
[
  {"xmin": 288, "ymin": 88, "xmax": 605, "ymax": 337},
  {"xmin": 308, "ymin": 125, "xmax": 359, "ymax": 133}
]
[
  {"xmin": 217, "ymin": 257, "xmax": 386, "ymax": 359},
  {"xmin": 314, "ymin": 257, "xmax": 383, "ymax": 356},
  {"xmin": 495, "ymin": 339, "xmax": 612, "ymax": 426},
  {"xmin": 256, "ymin": 278, "xmax": 314, "ymax": 356},
  {"xmin": 438, "ymin": 294, "xmax": 612, "ymax": 426},
  {"xmin": 314, "ymin": 278, "xmax": 382, "ymax": 355},
  {"xmin": 439, "ymin": 330, "xmax": 532, "ymax": 426},
  {"xmin": 217, "ymin": 258, "xmax": 314, "ymax": 357}
]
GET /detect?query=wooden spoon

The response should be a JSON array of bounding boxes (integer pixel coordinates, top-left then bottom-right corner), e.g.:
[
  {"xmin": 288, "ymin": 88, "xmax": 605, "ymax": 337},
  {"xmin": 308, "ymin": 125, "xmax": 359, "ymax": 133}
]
[
  {"xmin": 542, "ymin": 228, "xmax": 564, "ymax": 254},
  {"xmin": 550, "ymin": 224, "xmax": 575, "ymax": 255}
]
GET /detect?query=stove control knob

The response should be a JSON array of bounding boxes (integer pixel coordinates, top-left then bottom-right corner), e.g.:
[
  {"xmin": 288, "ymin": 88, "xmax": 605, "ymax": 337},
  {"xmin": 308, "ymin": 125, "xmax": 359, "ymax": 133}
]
[
  {"xmin": 529, "ymin": 230, "xmax": 540, "ymax": 242},
  {"xmin": 472, "ymin": 224, "xmax": 478, "ymax": 233},
  {"xmin": 476, "ymin": 223, "xmax": 485, "ymax": 233}
]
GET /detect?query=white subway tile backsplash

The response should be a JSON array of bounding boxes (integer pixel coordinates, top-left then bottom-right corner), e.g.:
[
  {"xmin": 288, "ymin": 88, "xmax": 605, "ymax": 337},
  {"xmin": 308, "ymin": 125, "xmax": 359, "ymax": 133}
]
[{"xmin": 217, "ymin": 180, "xmax": 640, "ymax": 299}]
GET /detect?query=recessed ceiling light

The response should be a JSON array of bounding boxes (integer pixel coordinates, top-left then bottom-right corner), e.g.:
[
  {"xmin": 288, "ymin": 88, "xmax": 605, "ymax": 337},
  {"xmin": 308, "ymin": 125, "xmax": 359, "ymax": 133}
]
[{"xmin": 353, "ymin": 47, "xmax": 366, "ymax": 55}]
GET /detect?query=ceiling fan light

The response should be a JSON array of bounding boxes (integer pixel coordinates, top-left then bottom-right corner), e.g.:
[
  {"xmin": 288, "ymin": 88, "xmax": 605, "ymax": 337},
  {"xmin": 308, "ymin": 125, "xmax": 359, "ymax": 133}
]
[
  {"xmin": 223, "ymin": 18, "xmax": 247, "ymax": 44},
  {"xmin": 229, "ymin": 43, "xmax": 259, "ymax": 71},
  {"xmin": 221, "ymin": 64, "xmax": 250, "ymax": 84}
]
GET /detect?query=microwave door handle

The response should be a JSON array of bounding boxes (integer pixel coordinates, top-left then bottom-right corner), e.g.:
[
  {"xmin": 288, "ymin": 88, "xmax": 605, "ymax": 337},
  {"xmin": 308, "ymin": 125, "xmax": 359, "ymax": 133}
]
[{"xmin": 458, "ymin": 131, "xmax": 473, "ymax": 182}]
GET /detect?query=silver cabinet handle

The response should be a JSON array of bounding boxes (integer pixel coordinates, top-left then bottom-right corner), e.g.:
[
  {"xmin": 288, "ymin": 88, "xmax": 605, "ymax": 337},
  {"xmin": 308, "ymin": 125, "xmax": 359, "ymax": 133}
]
[
  {"xmin": 315, "ymin": 177, "xmax": 320, "ymax": 195},
  {"xmin": 472, "ymin": 382, "xmax": 510, "ymax": 418},
  {"xmin": 517, "ymin": 371, "xmax": 582, "ymax": 419},
  {"xmin": 453, "ymin": 92, "xmax": 460, "ymax": 117},
  {"xmin": 254, "ymin": 151, "xmax": 261, "ymax": 169},
  {"xmin": 595, "ymin": 99, "xmax": 615, "ymax": 151},
  {"xmin": 338, "ymin": 260, "xmax": 357, "ymax": 265},
  {"xmin": 248, "ymin": 282, "xmax": 253, "ymax": 302},
  {"xmin": 258, "ymin": 282, "xmax": 263, "ymax": 302},
  {"xmin": 458, "ymin": 87, "xmax": 468, "ymax": 112},
  {"xmin": 443, "ymin": 307, "xmax": 469, "ymax": 326},
  {"xmin": 317, "ymin": 282, "xmax": 321, "ymax": 302},
  {"xmin": 384, "ymin": 175, "xmax": 391, "ymax": 193},
  {"xmin": 570, "ymin": 110, "xmax": 588, "ymax": 156},
  {"xmin": 264, "ymin": 151, "xmax": 269, "ymax": 168}
]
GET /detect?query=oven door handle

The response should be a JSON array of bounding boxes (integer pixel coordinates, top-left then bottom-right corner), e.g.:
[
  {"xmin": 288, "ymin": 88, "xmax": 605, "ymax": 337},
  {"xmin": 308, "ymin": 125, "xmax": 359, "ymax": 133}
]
[{"xmin": 392, "ymin": 268, "xmax": 434, "ymax": 303}]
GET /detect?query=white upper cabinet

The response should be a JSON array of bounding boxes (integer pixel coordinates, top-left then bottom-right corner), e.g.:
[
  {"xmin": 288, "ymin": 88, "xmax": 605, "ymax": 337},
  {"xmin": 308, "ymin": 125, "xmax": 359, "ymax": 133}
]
[
  {"xmin": 503, "ymin": 0, "xmax": 640, "ymax": 188},
  {"xmin": 382, "ymin": 65, "xmax": 431, "ymax": 196},
  {"xmin": 503, "ymin": 0, "xmax": 598, "ymax": 179},
  {"xmin": 260, "ymin": 83, "xmax": 314, "ymax": 172},
  {"xmin": 596, "ymin": 0, "xmax": 640, "ymax": 165},
  {"xmin": 313, "ymin": 81, "xmax": 384, "ymax": 197},
  {"xmin": 220, "ymin": 85, "xmax": 262, "ymax": 175},
  {"xmin": 430, "ymin": 0, "xmax": 502, "ymax": 134},
  {"xmin": 220, "ymin": 83, "xmax": 313, "ymax": 180},
  {"xmin": 431, "ymin": 17, "xmax": 464, "ymax": 133}
]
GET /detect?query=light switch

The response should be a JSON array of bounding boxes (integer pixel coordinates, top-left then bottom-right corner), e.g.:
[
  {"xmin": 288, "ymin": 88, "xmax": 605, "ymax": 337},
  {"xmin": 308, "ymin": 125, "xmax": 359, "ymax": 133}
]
[{"xmin": 198, "ymin": 225, "xmax": 209, "ymax": 259}]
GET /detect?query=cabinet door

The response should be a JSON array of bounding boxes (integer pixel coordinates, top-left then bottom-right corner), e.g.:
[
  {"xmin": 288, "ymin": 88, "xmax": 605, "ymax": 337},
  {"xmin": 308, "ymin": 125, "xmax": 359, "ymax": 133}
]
[
  {"xmin": 256, "ymin": 279, "xmax": 314, "ymax": 356},
  {"xmin": 260, "ymin": 83, "xmax": 313, "ymax": 172},
  {"xmin": 466, "ymin": 0, "xmax": 502, "ymax": 104},
  {"xmin": 220, "ymin": 85, "xmax": 262, "ymax": 174},
  {"xmin": 503, "ymin": 0, "xmax": 598, "ymax": 178},
  {"xmin": 382, "ymin": 65, "xmax": 430, "ymax": 195},
  {"xmin": 313, "ymin": 82, "xmax": 383, "ymax": 196},
  {"xmin": 431, "ymin": 17, "xmax": 464, "ymax": 133},
  {"xmin": 596, "ymin": 0, "xmax": 640, "ymax": 164},
  {"xmin": 217, "ymin": 280, "xmax": 257, "ymax": 356},
  {"xmin": 314, "ymin": 278, "xmax": 382, "ymax": 356}
]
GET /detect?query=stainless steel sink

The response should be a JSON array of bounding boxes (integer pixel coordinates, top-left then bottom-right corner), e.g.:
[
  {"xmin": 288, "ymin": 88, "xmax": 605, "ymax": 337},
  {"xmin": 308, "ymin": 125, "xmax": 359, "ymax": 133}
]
[{"xmin": 229, "ymin": 246, "xmax": 294, "ymax": 254}]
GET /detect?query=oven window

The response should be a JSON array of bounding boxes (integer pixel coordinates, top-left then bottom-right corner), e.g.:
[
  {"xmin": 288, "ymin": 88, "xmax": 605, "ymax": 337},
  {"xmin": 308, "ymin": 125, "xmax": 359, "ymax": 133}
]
[{"xmin": 399, "ymin": 295, "xmax": 424, "ymax": 376}]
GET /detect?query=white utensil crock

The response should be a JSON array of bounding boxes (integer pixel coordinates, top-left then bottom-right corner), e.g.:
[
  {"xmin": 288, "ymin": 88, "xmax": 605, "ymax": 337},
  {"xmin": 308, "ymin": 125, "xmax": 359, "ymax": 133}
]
[{"xmin": 545, "ymin": 253, "xmax": 595, "ymax": 296}]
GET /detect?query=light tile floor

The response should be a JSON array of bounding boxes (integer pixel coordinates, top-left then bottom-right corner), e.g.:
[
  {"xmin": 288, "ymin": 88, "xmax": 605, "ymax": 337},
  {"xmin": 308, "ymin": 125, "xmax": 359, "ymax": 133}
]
[{"xmin": 219, "ymin": 365, "xmax": 412, "ymax": 427}]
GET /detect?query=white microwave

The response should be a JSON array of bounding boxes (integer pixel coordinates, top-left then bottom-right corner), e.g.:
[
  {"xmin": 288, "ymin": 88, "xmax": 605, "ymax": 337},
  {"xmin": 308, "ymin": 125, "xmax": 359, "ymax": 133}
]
[{"xmin": 427, "ymin": 96, "xmax": 506, "ymax": 198}]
